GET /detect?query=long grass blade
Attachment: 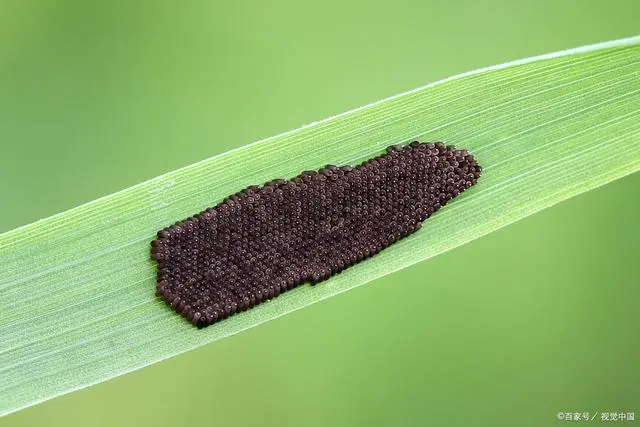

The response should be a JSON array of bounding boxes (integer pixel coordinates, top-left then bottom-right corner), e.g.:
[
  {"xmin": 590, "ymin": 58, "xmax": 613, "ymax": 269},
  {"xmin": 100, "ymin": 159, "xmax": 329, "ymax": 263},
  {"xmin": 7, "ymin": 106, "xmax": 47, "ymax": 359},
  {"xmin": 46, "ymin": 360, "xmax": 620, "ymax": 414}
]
[{"xmin": 1, "ymin": 36, "xmax": 639, "ymax": 415}]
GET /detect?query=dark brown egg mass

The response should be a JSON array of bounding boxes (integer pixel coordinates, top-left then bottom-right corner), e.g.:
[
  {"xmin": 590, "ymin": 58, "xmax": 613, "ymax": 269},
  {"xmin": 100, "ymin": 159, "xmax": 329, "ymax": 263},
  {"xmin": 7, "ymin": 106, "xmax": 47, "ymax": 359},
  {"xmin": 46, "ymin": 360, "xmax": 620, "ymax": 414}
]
[{"xmin": 151, "ymin": 141, "xmax": 482, "ymax": 327}]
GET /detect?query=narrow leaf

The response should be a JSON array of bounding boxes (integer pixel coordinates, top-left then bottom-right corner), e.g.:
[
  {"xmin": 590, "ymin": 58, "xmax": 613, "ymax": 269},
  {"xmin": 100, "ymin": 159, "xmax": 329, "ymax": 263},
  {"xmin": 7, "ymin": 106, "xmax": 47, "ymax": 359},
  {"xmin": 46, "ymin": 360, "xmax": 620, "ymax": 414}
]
[{"xmin": 1, "ymin": 36, "xmax": 639, "ymax": 415}]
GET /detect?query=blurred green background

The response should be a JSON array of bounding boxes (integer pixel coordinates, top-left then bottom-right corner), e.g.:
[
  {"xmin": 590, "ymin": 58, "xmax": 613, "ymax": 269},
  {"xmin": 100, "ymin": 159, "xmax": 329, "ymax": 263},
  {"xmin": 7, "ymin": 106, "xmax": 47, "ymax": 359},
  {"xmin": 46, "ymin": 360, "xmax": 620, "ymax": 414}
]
[{"xmin": 1, "ymin": 1, "xmax": 638, "ymax": 426}]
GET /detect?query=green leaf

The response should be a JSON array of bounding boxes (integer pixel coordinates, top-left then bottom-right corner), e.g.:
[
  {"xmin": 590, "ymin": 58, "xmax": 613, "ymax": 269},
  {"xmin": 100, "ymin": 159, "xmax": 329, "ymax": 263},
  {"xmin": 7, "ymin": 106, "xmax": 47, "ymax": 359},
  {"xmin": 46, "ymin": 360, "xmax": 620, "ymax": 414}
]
[{"xmin": 1, "ymin": 36, "xmax": 639, "ymax": 416}]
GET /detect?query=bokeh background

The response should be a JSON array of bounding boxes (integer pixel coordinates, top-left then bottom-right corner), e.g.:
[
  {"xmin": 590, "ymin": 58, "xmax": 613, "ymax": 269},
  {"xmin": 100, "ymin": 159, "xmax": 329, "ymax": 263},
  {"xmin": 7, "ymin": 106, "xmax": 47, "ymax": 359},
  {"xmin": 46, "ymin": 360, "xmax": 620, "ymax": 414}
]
[{"xmin": 1, "ymin": 1, "xmax": 638, "ymax": 426}]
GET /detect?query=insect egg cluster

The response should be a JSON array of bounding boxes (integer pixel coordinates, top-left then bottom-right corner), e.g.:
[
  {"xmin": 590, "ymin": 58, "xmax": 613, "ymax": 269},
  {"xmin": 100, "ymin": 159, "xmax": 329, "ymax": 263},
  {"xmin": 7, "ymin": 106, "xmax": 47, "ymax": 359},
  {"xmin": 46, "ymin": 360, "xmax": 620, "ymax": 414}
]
[{"xmin": 151, "ymin": 141, "xmax": 481, "ymax": 327}]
